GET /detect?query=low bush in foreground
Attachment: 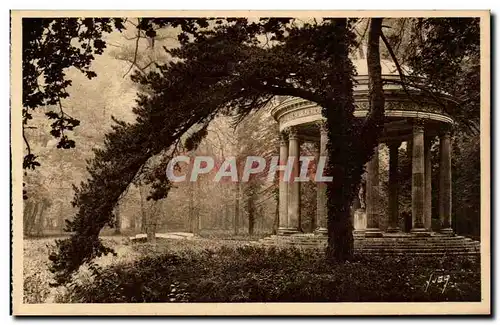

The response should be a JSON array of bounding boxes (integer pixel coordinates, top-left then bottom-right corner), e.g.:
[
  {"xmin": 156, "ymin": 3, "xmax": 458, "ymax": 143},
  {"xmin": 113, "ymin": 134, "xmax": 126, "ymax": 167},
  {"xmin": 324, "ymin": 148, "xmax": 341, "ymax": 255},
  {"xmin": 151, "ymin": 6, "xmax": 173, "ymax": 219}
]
[{"xmin": 59, "ymin": 246, "xmax": 481, "ymax": 303}]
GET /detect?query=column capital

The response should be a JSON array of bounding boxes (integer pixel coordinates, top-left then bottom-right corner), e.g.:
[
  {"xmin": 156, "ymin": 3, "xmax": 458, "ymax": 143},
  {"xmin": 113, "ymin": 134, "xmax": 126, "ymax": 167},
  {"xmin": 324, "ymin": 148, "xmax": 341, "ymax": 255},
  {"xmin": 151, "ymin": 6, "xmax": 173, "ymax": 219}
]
[
  {"xmin": 316, "ymin": 121, "xmax": 328, "ymax": 134},
  {"xmin": 288, "ymin": 127, "xmax": 299, "ymax": 140},
  {"xmin": 439, "ymin": 129, "xmax": 452, "ymax": 138},
  {"xmin": 279, "ymin": 132, "xmax": 288, "ymax": 146},
  {"xmin": 412, "ymin": 118, "xmax": 426, "ymax": 130}
]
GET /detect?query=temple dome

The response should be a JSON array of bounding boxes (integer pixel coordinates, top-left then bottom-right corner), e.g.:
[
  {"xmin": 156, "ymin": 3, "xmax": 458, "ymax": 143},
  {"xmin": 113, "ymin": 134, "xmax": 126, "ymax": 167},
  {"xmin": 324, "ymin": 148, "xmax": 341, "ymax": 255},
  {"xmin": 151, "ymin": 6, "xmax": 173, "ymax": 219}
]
[{"xmin": 351, "ymin": 58, "xmax": 402, "ymax": 76}]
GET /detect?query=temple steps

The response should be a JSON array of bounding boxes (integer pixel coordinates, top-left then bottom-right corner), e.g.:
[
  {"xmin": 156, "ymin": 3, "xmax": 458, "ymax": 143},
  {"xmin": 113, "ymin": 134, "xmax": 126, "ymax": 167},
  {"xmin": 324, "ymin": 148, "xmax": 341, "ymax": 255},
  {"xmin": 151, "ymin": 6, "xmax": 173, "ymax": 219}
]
[{"xmin": 256, "ymin": 233, "xmax": 480, "ymax": 256}]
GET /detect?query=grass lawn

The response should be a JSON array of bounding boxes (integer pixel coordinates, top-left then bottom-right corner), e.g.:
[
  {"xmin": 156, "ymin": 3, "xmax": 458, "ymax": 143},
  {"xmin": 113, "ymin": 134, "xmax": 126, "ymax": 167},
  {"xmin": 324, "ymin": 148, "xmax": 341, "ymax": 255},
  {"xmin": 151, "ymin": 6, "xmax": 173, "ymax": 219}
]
[{"xmin": 23, "ymin": 235, "xmax": 481, "ymax": 303}]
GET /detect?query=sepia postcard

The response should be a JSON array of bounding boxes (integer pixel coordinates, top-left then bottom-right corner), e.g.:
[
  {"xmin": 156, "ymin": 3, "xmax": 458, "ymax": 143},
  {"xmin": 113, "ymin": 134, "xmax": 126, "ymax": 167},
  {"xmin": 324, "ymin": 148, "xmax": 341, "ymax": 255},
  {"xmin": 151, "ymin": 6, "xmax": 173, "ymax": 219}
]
[{"xmin": 11, "ymin": 10, "xmax": 491, "ymax": 316}]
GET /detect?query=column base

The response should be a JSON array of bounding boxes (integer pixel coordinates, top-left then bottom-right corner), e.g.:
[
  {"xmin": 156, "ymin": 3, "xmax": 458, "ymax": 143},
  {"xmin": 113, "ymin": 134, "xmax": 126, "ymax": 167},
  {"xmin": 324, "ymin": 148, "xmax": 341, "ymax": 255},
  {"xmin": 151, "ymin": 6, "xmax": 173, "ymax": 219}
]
[
  {"xmin": 439, "ymin": 228, "xmax": 454, "ymax": 236},
  {"xmin": 277, "ymin": 227, "xmax": 299, "ymax": 235},
  {"xmin": 386, "ymin": 226, "xmax": 401, "ymax": 233},
  {"xmin": 353, "ymin": 230, "xmax": 366, "ymax": 238},
  {"xmin": 410, "ymin": 228, "xmax": 431, "ymax": 237},
  {"xmin": 314, "ymin": 227, "xmax": 328, "ymax": 235},
  {"xmin": 365, "ymin": 228, "xmax": 383, "ymax": 237}
]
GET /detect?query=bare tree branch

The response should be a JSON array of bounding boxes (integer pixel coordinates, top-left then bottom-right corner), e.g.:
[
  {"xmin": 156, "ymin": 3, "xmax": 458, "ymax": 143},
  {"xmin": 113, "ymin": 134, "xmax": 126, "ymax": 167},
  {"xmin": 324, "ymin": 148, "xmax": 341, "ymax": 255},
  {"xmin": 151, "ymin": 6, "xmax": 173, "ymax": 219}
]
[
  {"xmin": 380, "ymin": 30, "xmax": 424, "ymax": 107},
  {"xmin": 23, "ymin": 126, "xmax": 32, "ymax": 157},
  {"xmin": 122, "ymin": 24, "xmax": 142, "ymax": 78}
]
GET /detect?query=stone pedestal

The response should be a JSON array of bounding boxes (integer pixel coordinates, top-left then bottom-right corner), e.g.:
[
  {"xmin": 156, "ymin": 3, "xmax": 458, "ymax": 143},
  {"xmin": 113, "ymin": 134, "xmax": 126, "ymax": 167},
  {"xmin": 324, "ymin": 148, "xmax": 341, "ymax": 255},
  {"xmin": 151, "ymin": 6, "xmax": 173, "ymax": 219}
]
[
  {"xmin": 353, "ymin": 209, "xmax": 367, "ymax": 235},
  {"xmin": 365, "ymin": 145, "xmax": 383, "ymax": 237}
]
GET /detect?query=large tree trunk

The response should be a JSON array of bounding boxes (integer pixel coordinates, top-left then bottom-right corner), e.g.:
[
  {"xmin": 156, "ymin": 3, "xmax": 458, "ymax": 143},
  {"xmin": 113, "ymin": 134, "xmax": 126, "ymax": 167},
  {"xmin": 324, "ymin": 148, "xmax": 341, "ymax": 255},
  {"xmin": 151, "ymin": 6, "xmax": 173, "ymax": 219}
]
[
  {"xmin": 147, "ymin": 200, "xmax": 160, "ymax": 244},
  {"xmin": 362, "ymin": 18, "xmax": 385, "ymax": 153},
  {"xmin": 323, "ymin": 18, "xmax": 357, "ymax": 262},
  {"xmin": 139, "ymin": 185, "xmax": 158, "ymax": 243},
  {"xmin": 146, "ymin": 222, "xmax": 157, "ymax": 244},
  {"xmin": 324, "ymin": 18, "xmax": 385, "ymax": 262},
  {"xmin": 326, "ymin": 200, "xmax": 354, "ymax": 261}
]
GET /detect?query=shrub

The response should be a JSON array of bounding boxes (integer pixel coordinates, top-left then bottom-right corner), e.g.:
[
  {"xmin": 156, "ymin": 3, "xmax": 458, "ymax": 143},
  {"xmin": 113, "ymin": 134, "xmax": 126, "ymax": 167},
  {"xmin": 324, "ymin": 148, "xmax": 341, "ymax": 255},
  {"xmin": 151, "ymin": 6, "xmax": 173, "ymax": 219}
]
[
  {"xmin": 23, "ymin": 273, "xmax": 51, "ymax": 303},
  {"xmin": 23, "ymin": 239, "xmax": 55, "ymax": 303},
  {"xmin": 62, "ymin": 246, "xmax": 481, "ymax": 303}
]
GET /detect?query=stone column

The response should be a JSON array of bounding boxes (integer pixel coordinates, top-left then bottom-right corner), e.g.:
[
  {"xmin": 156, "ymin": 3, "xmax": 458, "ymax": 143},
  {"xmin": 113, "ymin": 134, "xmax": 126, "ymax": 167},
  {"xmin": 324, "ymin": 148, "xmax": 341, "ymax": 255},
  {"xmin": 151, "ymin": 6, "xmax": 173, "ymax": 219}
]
[
  {"xmin": 277, "ymin": 133, "xmax": 289, "ymax": 234},
  {"xmin": 439, "ymin": 130, "xmax": 453, "ymax": 235},
  {"xmin": 287, "ymin": 127, "xmax": 300, "ymax": 233},
  {"xmin": 410, "ymin": 121, "xmax": 429, "ymax": 235},
  {"xmin": 407, "ymin": 139, "xmax": 413, "ymax": 162},
  {"xmin": 365, "ymin": 144, "xmax": 382, "ymax": 237},
  {"xmin": 315, "ymin": 123, "xmax": 328, "ymax": 235},
  {"xmin": 424, "ymin": 136, "xmax": 433, "ymax": 230},
  {"xmin": 387, "ymin": 141, "xmax": 401, "ymax": 233}
]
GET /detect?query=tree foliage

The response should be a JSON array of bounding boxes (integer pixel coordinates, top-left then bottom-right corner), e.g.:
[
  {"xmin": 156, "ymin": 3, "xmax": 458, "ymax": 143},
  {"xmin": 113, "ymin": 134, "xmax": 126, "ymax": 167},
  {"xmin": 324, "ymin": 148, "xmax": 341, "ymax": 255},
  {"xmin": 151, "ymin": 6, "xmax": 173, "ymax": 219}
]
[
  {"xmin": 452, "ymin": 134, "xmax": 481, "ymax": 237},
  {"xmin": 22, "ymin": 18, "xmax": 126, "ymax": 169},
  {"xmin": 401, "ymin": 18, "xmax": 480, "ymax": 132},
  {"xmin": 46, "ymin": 17, "xmax": 392, "ymax": 283}
]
